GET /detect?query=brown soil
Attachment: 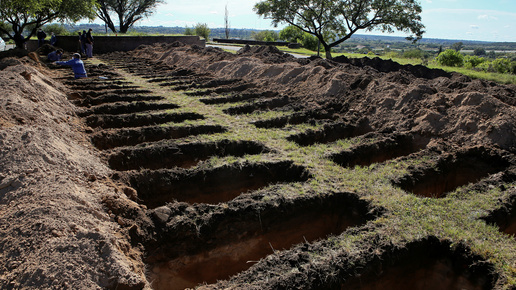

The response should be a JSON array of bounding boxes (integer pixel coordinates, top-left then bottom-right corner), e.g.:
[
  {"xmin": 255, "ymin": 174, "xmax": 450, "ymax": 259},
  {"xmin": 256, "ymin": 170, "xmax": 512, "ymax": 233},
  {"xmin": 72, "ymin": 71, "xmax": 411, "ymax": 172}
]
[{"xmin": 1, "ymin": 42, "xmax": 516, "ymax": 289}]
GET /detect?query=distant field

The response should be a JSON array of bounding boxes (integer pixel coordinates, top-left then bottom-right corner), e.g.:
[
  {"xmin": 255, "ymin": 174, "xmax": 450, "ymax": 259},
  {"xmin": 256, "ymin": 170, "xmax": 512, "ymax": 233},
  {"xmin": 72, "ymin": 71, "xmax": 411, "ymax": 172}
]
[{"xmin": 277, "ymin": 46, "xmax": 516, "ymax": 85}]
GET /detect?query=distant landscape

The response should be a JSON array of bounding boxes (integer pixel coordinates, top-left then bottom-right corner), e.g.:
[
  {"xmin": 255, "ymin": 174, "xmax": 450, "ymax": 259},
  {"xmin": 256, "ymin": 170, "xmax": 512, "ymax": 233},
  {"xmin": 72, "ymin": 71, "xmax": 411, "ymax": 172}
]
[{"xmin": 64, "ymin": 23, "xmax": 516, "ymax": 54}]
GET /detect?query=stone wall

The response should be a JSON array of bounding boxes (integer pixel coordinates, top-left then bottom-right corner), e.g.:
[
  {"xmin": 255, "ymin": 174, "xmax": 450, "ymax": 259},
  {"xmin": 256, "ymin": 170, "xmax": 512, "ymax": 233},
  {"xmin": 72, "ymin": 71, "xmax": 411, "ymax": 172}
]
[
  {"xmin": 212, "ymin": 38, "xmax": 301, "ymax": 49},
  {"xmin": 28, "ymin": 35, "xmax": 205, "ymax": 53}
]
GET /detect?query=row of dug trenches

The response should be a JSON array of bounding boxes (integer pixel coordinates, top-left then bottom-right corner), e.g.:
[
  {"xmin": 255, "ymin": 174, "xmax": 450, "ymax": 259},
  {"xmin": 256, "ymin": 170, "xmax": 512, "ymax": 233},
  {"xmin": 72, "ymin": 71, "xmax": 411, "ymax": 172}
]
[{"xmin": 59, "ymin": 43, "xmax": 516, "ymax": 289}]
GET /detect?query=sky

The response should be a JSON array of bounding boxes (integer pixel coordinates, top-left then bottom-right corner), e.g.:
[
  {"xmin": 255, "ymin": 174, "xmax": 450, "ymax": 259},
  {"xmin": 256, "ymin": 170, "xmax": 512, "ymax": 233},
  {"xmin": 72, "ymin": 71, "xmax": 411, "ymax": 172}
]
[{"xmin": 98, "ymin": 0, "xmax": 516, "ymax": 42}]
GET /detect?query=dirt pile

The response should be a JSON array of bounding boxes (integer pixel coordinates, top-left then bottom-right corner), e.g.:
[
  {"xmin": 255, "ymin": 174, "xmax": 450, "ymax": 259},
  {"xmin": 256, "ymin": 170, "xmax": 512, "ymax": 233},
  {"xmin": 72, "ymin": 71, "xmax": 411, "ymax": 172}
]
[
  {"xmin": 1, "ymin": 42, "xmax": 516, "ymax": 289},
  {"xmin": 133, "ymin": 43, "xmax": 516, "ymax": 152},
  {"xmin": 0, "ymin": 57, "xmax": 147, "ymax": 289}
]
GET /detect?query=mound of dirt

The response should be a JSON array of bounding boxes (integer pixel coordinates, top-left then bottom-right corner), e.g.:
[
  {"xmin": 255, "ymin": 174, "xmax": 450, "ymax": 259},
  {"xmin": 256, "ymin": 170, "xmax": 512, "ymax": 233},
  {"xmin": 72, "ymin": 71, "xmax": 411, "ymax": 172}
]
[
  {"xmin": 2, "ymin": 42, "xmax": 516, "ymax": 290},
  {"xmin": 131, "ymin": 43, "xmax": 516, "ymax": 152},
  {"xmin": 0, "ymin": 57, "xmax": 147, "ymax": 289}
]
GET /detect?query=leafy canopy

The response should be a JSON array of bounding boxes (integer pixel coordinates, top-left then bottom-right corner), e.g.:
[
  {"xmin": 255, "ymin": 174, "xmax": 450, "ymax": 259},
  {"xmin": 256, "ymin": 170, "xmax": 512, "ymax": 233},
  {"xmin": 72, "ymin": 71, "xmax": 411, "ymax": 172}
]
[
  {"xmin": 194, "ymin": 23, "xmax": 211, "ymax": 40},
  {"xmin": 96, "ymin": 0, "xmax": 164, "ymax": 33},
  {"xmin": 279, "ymin": 25, "xmax": 319, "ymax": 51},
  {"xmin": 254, "ymin": 0, "xmax": 425, "ymax": 59},
  {"xmin": 0, "ymin": 0, "xmax": 96, "ymax": 47}
]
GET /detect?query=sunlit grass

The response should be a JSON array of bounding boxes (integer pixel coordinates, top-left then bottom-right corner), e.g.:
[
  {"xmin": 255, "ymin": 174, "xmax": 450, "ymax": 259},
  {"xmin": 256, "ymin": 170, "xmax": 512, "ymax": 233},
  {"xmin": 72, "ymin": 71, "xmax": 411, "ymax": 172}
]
[{"xmin": 96, "ymin": 55, "xmax": 516, "ymax": 288}]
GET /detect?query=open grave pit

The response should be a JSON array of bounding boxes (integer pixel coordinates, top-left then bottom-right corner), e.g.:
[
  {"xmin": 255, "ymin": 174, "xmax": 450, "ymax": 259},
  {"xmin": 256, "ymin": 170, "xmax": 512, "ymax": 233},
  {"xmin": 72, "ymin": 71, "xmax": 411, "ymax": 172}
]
[
  {"xmin": 121, "ymin": 160, "xmax": 311, "ymax": 206},
  {"xmin": 90, "ymin": 124, "xmax": 227, "ymax": 150},
  {"xmin": 107, "ymin": 139, "xmax": 270, "ymax": 171},
  {"xmin": 331, "ymin": 132, "xmax": 431, "ymax": 168},
  {"xmin": 392, "ymin": 146, "xmax": 514, "ymax": 198},
  {"xmin": 138, "ymin": 191, "xmax": 379, "ymax": 290}
]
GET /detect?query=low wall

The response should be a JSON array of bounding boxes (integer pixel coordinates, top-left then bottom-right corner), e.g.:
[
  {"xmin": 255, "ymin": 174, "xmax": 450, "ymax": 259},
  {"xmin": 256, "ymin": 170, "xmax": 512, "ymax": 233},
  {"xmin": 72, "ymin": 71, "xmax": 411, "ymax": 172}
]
[
  {"xmin": 213, "ymin": 38, "xmax": 301, "ymax": 48},
  {"xmin": 27, "ymin": 35, "xmax": 205, "ymax": 53}
]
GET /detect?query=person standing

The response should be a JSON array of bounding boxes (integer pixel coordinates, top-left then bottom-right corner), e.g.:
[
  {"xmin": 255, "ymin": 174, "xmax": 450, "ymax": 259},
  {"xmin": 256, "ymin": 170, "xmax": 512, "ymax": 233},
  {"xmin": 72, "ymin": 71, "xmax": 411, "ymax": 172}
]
[
  {"xmin": 80, "ymin": 30, "xmax": 87, "ymax": 56},
  {"xmin": 85, "ymin": 28, "xmax": 94, "ymax": 58},
  {"xmin": 77, "ymin": 32, "xmax": 84, "ymax": 55},
  {"xmin": 37, "ymin": 29, "xmax": 47, "ymax": 47},
  {"xmin": 55, "ymin": 53, "xmax": 87, "ymax": 79}
]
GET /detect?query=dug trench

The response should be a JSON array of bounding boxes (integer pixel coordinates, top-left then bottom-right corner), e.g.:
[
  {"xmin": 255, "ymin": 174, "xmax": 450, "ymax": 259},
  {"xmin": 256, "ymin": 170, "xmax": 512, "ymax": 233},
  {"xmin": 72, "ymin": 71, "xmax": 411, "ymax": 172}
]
[
  {"xmin": 97, "ymin": 45, "xmax": 516, "ymax": 289},
  {"xmin": 330, "ymin": 132, "xmax": 431, "ymax": 168},
  {"xmin": 3, "ymin": 43, "xmax": 516, "ymax": 289},
  {"xmin": 107, "ymin": 139, "xmax": 270, "ymax": 171},
  {"xmin": 121, "ymin": 160, "xmax": 311, "ymax": 206},
  {"xmin": 392, "ymin": 146, "xmax": 513, "ymax": 198},
  {"xmin": 94, "ymin": 45, "xmax": 516, "ymax": 288},
  {"xmin": 139, "ymin": 191, "xmax": 377, "ymax": 290},
  {"xmin": 339, "ymin": 237, "xmax": 497, "ymax": 290}
]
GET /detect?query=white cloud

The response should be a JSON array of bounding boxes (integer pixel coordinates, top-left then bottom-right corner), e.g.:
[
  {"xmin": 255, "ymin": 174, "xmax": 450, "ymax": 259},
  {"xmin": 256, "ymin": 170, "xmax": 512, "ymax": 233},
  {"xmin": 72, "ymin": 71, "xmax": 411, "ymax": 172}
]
[{"xmin": 477, "ymin": 14, "xmax": 499, "ymax": 21}]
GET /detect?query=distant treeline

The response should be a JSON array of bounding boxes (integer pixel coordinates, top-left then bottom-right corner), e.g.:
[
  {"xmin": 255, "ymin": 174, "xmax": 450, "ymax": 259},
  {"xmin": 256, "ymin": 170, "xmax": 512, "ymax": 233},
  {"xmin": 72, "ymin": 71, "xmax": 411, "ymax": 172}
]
[{"xmin": 62, "ymin": 23, "xmax": 516, "ymax": 52}]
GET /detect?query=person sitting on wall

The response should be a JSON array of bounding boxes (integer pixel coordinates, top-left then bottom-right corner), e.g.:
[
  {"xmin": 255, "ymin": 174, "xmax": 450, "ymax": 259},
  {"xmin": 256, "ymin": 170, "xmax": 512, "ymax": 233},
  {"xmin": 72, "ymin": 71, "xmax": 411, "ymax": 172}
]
[
  {"xmin": 47, "ymin": 49, "xmax": 63, "ymax": 62},
  {"xmin": 54, "ymin": 53, "xmax": 87, "ymax": 79}
]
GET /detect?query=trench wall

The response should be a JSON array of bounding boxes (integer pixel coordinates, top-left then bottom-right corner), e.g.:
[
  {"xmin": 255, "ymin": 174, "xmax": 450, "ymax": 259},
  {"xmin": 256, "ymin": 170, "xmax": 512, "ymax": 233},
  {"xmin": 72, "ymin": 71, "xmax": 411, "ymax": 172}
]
[{"xmin": 27, "ymin": 35, "xmax": 205, "ymax": 53}]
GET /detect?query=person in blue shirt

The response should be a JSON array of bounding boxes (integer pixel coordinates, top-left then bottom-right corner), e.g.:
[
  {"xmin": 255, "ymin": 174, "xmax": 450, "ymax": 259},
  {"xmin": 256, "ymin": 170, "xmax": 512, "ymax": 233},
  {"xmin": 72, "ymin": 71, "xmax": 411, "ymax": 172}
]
[
  {"xmin": 50, "ymin": 32, "xmax": 57, "ymax": 46},
  {"xmin": 47, "ymin": 49, "xmax": 63, "ymax": 62},
  {"xmin": 55, "ymin": 53, "xmax": 87, "ymax": 79}
]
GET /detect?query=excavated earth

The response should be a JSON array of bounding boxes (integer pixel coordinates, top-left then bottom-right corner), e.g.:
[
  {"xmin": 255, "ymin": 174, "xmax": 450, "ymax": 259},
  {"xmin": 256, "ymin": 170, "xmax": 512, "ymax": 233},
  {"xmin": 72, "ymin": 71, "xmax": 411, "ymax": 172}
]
[{"xmin": 1, "ymin": 43, "xmax": 516, "ymax": 289}]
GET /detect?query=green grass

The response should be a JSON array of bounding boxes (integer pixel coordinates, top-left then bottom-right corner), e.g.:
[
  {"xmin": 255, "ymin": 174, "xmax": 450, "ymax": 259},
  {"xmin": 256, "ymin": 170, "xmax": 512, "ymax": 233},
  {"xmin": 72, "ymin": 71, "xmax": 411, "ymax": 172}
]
[{"xmin": 95, "ymin": 55, "xmax": 516, "ymax": 288}]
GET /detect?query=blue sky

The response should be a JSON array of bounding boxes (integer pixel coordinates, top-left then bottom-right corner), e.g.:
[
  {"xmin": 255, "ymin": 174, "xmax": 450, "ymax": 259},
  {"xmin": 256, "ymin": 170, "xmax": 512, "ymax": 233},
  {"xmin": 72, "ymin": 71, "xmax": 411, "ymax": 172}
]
[{"xmin": 99, "ymin": 0, "xmax": 516, "ymax": 42}]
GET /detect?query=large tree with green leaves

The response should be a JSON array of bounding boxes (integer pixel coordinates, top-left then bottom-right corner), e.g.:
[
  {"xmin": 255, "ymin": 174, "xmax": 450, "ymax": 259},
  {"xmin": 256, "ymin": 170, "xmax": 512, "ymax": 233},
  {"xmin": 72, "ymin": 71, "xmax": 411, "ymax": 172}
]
[
  {"xmin": 254, "ymin": 0, "xmax": 425, "ymax": 59},
  {"xmin": 96, "ymin": 0, "xmax": 163, "ymax": 33},
  {"xmin": 0, "ymin": 0, "xmax": 96, "ymax": 48}
]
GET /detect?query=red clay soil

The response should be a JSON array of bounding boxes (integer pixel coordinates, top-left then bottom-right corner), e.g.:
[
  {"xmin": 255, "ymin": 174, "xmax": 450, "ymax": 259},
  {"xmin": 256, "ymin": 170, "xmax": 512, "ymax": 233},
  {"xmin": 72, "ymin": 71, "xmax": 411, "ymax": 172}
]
[{"xmin": 1, "ymin": 42, "xmax": 516, "ymax": 289}]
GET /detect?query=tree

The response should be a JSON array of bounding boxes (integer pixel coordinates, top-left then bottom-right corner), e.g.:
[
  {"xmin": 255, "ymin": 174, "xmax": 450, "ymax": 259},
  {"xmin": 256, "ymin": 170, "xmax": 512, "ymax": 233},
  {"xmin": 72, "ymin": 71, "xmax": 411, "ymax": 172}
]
[
  {"xmin": 43, "ymin": 23, "xmax": 70, "ymax": 36},
  {"xmin": 436, "ymin": 49, "xmax": 463, "ymax": 67},
  {"xmin": 451, "ymin": 41, "xmax": 463, "ymax": 52},
  {"xmin": 194, "ymin": 23, "xmax": 210, "ymax": 40},
  {"xmin": 224, "ymin": 5, "xmax": 230, "ymax": 39},
  {"xmin": 280, "ymin": 26, "xmax": 318, "ymax": 51},
  {"xmin": 254, "ymin": 0, "xmax": 425, "ymax": 59},
  {"xmin": 301, "ymin": 33, "xmax": 319, "ymax": 51},
  {"xmin": 0, "ymin": 0, "xmax": 96, "ymax": 48},
  {"xmin": 464, "ymin": 55, "xmax": 485, "ymax": 68},
  {"xmin": 473, "ymin": 47, "xmax": 486, "ymax": 56},
  {"xmin": 279, "ymin": 25, "xmax": 304, "ymax": 43},
  {"xmin": 251, "ymin": 30, "xmax": 279, "ymax": 42},
  {"xmin": 96, "ymin": 0, "xmax": 164, "ymax": 33},
  {"xmin": 184, "ymin": 26, "xmax": 194, "ymax": 36}
]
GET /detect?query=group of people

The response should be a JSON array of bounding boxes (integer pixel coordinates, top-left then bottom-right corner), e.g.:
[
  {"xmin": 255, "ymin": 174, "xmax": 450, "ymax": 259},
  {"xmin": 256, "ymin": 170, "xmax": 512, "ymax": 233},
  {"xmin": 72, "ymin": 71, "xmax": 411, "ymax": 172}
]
[
  {"xmin": 45, "ymin": 28, "xmax": 95, "ymax": 79},
  {"xmin": 37, "ymin": 29, "xmax": 57, "ymax": 47},
  {"xmin": 78, "ymin": 29, "xmax": 94, "ymax": 58}
]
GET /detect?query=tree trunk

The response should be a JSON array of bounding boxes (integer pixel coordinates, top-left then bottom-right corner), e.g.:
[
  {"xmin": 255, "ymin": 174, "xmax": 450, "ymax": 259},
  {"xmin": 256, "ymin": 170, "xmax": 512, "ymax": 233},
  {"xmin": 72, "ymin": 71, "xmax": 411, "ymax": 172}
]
[
  {"xmin": 13, "ymin": 33, "xmax": 26, "ymax": 49},
  {"xmin": 119, "ymin": 24, "xmax": 129, "ymax": 33},
  {"xmin": 324, "ymin": 44, "xmax": 332, "ymax": 59}
]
